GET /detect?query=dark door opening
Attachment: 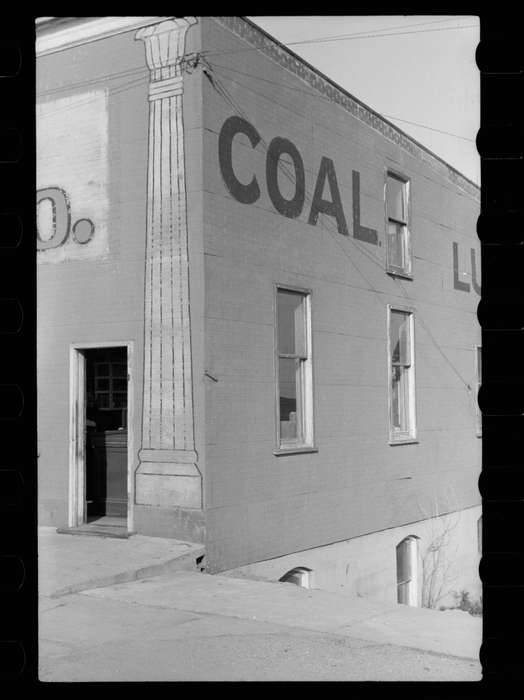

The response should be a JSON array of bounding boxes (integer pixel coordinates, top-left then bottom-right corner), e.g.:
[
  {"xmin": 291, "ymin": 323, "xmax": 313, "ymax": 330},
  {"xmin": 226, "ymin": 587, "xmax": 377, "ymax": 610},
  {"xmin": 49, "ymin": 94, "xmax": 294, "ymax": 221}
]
[{"xmin": 84, "ymin": 347, "xmax": 128, "ymax": 526}]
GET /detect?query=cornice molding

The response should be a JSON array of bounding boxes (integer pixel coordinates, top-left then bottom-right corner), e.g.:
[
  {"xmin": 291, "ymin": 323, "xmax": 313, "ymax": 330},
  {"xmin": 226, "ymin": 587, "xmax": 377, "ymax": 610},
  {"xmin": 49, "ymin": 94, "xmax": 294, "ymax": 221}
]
[
  {"xmin": 215, "ymin": 17, "xmax": 479, "ymax": 201},
  {"xmin": 36, "ymin": 16, "xmax": 171, "ymax": 57}
]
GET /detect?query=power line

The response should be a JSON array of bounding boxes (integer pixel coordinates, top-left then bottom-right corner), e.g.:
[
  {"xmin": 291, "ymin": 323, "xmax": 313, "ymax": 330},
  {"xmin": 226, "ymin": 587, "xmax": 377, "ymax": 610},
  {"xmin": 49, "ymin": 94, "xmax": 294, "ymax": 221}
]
[
  {"xmin": 204, "ymin": 64, "xmax": 476, "ymax": 393},
  {"xmin": 206, "ymin": 59, "xmax": 476, "ymax": 144},
  {"xmin": 202, "ymin": 21, "xmax": 479, "ymax": 58},
  {"xmin": 381, "ymin": 115, "xmax": 476, "ymax": 143},
  {"xmin": 204, "ymin": 61, "xmax": 480, "ymax": 200}
]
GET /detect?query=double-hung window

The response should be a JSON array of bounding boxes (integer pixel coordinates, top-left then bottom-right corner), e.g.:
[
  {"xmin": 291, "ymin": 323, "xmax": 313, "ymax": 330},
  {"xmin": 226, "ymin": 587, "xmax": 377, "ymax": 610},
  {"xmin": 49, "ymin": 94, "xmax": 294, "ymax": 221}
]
[
  {"xmin": 475, "ymin": 345, "xmax": 482, "ymax": 436},
  {"xmin": 388, "ymin": 306, "xmax": 416, "ymax": 442},
  {"xmin": 386, "ymin": 172, "xmax": 411, "ymax": 277},
  {"xmin": 276, "ymin": 287, "xmax": 314, "ymax": 452}
]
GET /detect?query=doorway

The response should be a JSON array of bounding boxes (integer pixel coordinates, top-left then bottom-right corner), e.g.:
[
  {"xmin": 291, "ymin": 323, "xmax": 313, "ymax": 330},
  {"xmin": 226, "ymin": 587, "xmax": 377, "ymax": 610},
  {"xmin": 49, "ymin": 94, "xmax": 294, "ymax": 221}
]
[
  {"xmin": 84, "ymin": 347, "xmax": 128, "ymax": 530},
  {"xmin": 69, "ymin": 344, "xmax": 131, "ymax": 536}
]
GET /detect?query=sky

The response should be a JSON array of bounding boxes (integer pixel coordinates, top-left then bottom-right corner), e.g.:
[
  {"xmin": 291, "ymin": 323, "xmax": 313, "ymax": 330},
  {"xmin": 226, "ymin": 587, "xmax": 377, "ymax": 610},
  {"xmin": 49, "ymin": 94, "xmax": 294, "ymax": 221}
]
[{"xmin": 249, "ymin": 16, "xmax": 480, "ymax": 184}]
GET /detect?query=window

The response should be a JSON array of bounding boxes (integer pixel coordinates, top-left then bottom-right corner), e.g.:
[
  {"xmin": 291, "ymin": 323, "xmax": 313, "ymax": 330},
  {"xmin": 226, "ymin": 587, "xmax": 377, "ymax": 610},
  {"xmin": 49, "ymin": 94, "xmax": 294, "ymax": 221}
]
[
  {"xmin": 279, "ymin": 567, "xmax": 313, "ymax": 589},
  {"xmin": 386, "ymin": 172, "xmax": 411, "ymax": 277},
  {"xmin": 388, "ymin": 307, "xmax": 416, "ymax": 442},
  {"xmin": 475, "ymin": 345, "xmax": 482, "ymax": 436},
  {"xmin": 477, "ymin": 515, "xmax": 482, "ymax": 555},
  {"xmin": 94, "ymin": 361, "xmax": 127, "ymax": 410},
  {"xmin": 396, "ymin": 536, "xmax": 420, "ymax": 606},
  {"xmin": 276, "ymin": 288, "xmax": 314, "ymax": 452}
]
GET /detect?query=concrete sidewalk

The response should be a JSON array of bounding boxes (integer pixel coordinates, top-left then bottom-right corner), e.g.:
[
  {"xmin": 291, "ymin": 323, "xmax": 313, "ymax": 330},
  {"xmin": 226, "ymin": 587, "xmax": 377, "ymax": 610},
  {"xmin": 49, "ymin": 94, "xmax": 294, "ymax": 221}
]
[
  {"xmin": 38, "ymin": 526, "xmax": 205, "ymax": 598},
  {"xmin": 84, "ymin": 570, "xmax": 482, "ymax": 661},
  {"xmin": 39, "ymin": 527, "xmax": 481, "ymax": 662}
]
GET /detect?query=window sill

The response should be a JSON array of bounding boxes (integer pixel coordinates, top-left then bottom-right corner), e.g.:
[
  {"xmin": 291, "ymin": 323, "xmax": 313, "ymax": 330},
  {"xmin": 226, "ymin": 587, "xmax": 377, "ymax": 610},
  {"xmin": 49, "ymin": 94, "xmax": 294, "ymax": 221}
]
[
  {"xmin": 389, "ymin": 437, "xmax": 418, "ymax": 446},
  {"xmin": 274, "ymin": 446, "xmax": 319, "ymax": 456},
  {"xmin": 386, "ymin": 268, "xmax": 413, "ymax": 281}
]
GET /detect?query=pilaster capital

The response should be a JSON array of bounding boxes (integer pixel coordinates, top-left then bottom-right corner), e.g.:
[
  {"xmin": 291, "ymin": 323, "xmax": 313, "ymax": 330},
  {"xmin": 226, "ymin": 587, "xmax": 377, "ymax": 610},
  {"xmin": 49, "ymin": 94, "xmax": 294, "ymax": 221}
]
[{"xmin": 135, "ymin": 17, "xmax": 197, "ymax": 74}]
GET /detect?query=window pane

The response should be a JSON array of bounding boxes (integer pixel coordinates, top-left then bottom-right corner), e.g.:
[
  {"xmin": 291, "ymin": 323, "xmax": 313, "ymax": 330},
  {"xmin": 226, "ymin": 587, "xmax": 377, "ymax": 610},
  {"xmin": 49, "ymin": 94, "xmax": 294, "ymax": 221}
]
[
  {"xmin": 96, "ymin": 363, "xmax": 110, "ymax": 377},
  {"xmin": 387, "ymin": 175, "xmax": 406, "ymax": 222},
  {"xmin": 96, "ymin": 377, "xmax": 109, "ymax": 391},
  {"xmin": 391, "ymin": 311, "xmax": 410, "ymax": 365},
  {"xmin": 279, "ymin": 357, "xmax": 299, "ymax": 441},
  {"xmin": 277, "ymin": 290, "xmax": 305, "ymax": 356},
  {"xmin": 96, "ymin": 393, "xmax": 109, "ymax": 408},
  {"xmin": 388, "ymin": 221, "xmax": 405, "ymax": 269},
  {"xmin": 113, "ymin": 378, "xmax": 127, "ymax": 391},
  {"xmin": 391, "ymin": 365, "xmax": 409, "ymax": 431},
  {"xmin": 112, "ymin": 392, "xmax": 127, "ymax": 408},
  {"xmin": 477, "ymin": 347, "xmax": 482, "ymax": 381},
  {"xmin": 113, "ymin": 363, "xmax": 127, "ymax": 377}
]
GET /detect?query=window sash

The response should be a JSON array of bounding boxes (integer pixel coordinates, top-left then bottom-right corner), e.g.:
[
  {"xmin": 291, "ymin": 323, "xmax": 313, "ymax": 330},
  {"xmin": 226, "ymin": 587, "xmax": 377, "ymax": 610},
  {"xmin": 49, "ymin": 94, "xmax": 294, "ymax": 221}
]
[
  {"xmin": 386, "ymin": 173, "xmax": 411, "ymax": 275},
  {"xmin": 388, "ymin": 308, "xmax": 415, "ymax": 440},
  {"xmin": 276, "ymin": 289, "xmax": 312, "ymax": 449},
  {"xmin": 475, "ymin": 345, "xmax": 482, "ymax": 435}
]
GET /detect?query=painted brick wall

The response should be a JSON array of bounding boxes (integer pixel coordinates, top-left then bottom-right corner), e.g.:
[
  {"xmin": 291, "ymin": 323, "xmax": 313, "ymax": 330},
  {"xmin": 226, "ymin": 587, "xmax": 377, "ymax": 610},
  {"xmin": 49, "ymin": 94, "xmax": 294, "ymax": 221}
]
[
  {"xmin": 37, "ymin": 31, "xmax": 149, "ymax": 526},
  {"xmin": 201, "ymin": 18, "xmax": 481, "ymax": 572},
  {"xmin": 37, "ymin": 22, "xmax": 206, "ymax": 532}
]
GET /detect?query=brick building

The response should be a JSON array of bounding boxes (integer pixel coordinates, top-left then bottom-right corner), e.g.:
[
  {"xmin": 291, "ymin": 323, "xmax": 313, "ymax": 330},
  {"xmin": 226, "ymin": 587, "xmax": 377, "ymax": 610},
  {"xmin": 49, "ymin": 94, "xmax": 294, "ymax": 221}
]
[{"xmin": 37, "ymin": 16, "xmax": 481, "ymax": 606}]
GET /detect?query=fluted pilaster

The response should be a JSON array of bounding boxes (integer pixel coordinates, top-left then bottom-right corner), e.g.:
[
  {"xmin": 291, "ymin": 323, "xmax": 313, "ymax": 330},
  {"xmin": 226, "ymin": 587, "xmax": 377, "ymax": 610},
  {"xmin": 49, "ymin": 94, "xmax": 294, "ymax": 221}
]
[{"xmin": 135, "ymin": 17, "xmax": 201, "ymax": 510}]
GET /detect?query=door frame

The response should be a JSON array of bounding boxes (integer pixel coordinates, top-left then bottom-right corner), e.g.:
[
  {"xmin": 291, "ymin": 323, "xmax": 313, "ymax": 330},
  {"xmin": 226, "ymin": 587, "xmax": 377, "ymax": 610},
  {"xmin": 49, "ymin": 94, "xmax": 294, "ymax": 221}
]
[{"xmin": 68, "ymin": 341, "xmax": 135, "ymax": 530}]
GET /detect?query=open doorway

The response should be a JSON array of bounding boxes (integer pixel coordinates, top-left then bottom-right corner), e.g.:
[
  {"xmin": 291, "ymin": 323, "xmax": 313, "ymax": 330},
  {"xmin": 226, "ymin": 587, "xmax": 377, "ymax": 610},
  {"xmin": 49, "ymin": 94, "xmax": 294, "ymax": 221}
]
[
  {"xmin": 84, "ymin": 346, "xmax": 128, "ymax": 531},
  {"xmin": 67, "ymin": 344, "xmax": 131, "ymax": 537}
]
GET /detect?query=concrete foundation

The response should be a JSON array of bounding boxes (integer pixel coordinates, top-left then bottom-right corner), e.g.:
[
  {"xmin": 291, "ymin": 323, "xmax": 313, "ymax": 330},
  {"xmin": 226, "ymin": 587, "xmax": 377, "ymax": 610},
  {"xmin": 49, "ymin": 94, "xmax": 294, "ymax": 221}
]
[{"xmin": 223, "ymin": 505, "xmax": 482, "ymax": 609}]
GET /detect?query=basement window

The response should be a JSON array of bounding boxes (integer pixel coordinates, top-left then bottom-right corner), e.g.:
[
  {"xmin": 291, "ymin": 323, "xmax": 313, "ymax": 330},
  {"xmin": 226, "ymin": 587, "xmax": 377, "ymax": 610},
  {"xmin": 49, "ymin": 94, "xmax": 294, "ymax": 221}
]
[
  {"xmin": 396, "ymin": 536, "xmax": 420, "ymax": 606},
  {"xmin": 279, "ymin": 567, "xmax": 313, "ymax": 589}
]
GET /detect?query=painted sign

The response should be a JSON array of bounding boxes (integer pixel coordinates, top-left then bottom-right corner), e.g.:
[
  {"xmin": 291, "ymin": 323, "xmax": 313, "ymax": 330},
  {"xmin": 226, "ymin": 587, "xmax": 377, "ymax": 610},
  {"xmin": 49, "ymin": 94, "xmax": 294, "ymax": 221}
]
[
  {"xmin": 218, "ymin": 116, "xmax": 479, "ymax": 294},
  {"xmin": 37, "ymin": 90, "xmax": 109, "ymax": 262},
  {"xmin": 218, "ymin": 115, "xmax": 377, "ymax": 245},
  {"xmin": 453, "ymin": 242, "xmax": 481, "ymax": 295},
  {"xmin": 37, "ymin": 187, "xmax": 95, "ymax": 250}
]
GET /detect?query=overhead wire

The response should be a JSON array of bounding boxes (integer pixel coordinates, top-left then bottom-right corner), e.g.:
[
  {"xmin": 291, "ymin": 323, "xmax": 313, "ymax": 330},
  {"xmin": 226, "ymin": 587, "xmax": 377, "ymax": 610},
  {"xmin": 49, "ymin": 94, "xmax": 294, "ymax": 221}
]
[
  {"xmin": 205, "ymin": 60, "xmax": 477, "ymax": 144},
  {"xmin": 202, "ymin": 61, "xmax": 477, "ymax": 397},
  {"xmin": 201, "ymin": 20, "xmax": 479, "ymax": 58}
]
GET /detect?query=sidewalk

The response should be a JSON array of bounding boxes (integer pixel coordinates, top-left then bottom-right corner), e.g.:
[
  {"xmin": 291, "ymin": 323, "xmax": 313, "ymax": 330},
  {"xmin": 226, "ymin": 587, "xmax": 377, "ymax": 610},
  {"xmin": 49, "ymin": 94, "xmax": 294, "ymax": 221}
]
[
  {"xmin": 39, "ymin": 527, "xmax": 481, "ymax": 662},
  {"xmin": 38, "ymin": 526, "xmax": 205, "ymax": 598}
]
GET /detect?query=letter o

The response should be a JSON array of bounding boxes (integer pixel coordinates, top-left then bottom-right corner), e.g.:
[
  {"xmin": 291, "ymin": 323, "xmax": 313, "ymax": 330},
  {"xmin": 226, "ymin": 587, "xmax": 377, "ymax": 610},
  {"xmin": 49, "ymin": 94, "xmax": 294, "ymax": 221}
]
[
  {"xmin": 36, "ymin": 187, "xmax": 71, "ymax": 250},
  {"xmin": 266, "ymin": 137, "xmax": 305, "ymax": 219}
]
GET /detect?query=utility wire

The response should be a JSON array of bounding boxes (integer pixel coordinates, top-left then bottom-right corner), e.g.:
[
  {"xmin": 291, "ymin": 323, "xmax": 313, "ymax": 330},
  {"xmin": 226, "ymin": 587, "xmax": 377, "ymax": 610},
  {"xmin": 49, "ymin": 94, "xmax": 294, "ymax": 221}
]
[
  {"xmin": 203, "ymin": 62, "xmax": 476, "ymax": 395},
  {"xmin": 205, "ymin": 63, "xmax": 480, "ymax": 202},
  {"xmin": 202, "ymin": 21, "xmax": 478, "ymax": 58},
  {"xmin": 206, "ymin": 60, "xmax": 477, "ymax": 144}
]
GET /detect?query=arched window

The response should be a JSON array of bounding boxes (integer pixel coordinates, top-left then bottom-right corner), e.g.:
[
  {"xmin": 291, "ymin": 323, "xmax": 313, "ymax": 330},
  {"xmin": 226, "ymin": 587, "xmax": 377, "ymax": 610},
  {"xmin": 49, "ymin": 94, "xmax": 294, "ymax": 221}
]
[
  {"xmin": 279, "ymin": 567, "xmax": 313, "ymax": 589},
  {"xmin": 396, "ymin": 536, "xmax": 420, "ymax": 606}
]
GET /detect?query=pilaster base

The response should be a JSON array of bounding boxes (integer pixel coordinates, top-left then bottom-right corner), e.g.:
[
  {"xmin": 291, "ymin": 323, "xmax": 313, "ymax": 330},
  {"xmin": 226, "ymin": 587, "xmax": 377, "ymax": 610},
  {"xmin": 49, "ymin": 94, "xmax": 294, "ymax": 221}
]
[
  {"xmin": 136, "ymin": 456, "xmax": 202, "ymax": 509},
  {"xmin": 133, "ymin": 504, "xmax": 205, "ymax": 543}
]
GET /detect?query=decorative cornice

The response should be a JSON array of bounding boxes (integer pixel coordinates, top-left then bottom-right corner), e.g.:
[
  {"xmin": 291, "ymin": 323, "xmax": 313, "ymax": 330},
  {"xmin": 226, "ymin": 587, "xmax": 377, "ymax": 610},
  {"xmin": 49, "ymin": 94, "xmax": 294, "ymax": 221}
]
[
  {"xmin": 215, "ymin": 17, "xmax": 480, "ymax": 201},
  {"xmin": 36, "ymin": 16, "xmax": 171, "ymax": 57}
]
